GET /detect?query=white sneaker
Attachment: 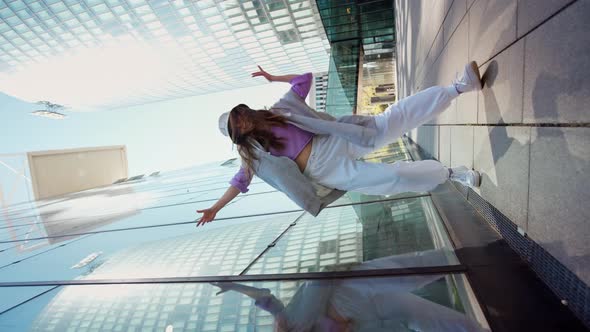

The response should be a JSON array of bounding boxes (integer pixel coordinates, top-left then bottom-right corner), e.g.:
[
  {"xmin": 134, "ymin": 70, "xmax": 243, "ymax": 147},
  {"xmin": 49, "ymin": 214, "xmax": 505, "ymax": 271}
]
[
  {"xmin": 453, "ymin": 61, "xmax": 482, "ymax": 94},
  {"xmin": 450, "ymin": 166, "xmax": 481, "ymax": 188}
]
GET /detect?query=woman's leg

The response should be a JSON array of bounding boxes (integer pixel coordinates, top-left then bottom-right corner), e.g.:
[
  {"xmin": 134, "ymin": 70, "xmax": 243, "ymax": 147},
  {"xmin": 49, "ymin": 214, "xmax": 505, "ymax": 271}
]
[
  {"xmin": 372, "ymin": 85, "xmax": 458, "ymax": 150},
  {"xmin": 310, "ymin": 156, "xmax": 449, "ymax": 195},
  {"xmin": 348, "ymin": 159, "xmax": 449, "ymax": 195},
  {"xmin": 306, "ymin": 135, "xmax": 449, "ymax": 196}
]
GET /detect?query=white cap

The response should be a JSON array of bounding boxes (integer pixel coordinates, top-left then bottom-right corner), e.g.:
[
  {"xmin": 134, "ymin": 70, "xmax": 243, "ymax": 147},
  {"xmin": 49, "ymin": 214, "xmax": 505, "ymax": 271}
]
[{"xmin": 218, "ymin": 111, "xmax": 230, "ymax": 137}]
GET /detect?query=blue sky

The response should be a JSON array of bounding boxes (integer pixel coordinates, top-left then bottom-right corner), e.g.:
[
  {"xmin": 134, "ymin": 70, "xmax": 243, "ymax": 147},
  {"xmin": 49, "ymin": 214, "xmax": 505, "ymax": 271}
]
[{"xmin": 1, "ymin": 81, "xmax": 292, "ymax": 176}]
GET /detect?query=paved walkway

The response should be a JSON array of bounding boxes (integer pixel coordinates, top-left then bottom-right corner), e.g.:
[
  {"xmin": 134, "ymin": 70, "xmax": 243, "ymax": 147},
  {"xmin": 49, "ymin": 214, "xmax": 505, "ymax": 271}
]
[{"xmin": 395, "ymin": 0, "xmax": 589, "ymax": 323}]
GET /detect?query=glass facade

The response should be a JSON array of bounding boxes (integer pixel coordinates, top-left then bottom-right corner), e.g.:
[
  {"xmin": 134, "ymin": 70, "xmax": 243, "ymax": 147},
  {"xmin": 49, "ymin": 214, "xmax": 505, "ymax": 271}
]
[
  {"xmin": 0, "ymin": 0, "xmax": 330, "ymax": 109},
  {"xmin": 0, "ymin": 141, "xmax": 489, "ymax": 331},
  {"xmin": 310, "ymin": 71, "xmax": 327, "ymax": 112},
  {"xmin": 316, "ymin": 0, "xmax": 395, "ymax": 117},
  {"xmin": 0, "ymin": 1, "xmax": 495, "ymax": 331},
  {"xmin": 1, "ymin": 275, "xmax": 485, "ymax": 332}
]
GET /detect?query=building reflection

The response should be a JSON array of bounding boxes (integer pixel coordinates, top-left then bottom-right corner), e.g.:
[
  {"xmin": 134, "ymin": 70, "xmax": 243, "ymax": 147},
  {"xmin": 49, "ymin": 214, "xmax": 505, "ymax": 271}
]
[
  {"xmin": 1, "ymin": 184, "xmax": 158, "ymax": 254},
  {"xmin": 25, "ymin": 143, "xmax": 487, "ymax": 332}
]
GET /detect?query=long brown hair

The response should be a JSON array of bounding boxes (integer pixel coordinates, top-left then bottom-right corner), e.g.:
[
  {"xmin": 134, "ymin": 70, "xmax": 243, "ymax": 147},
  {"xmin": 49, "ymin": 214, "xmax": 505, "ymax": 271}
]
[{"xmin": 228, "ymin": 104, "xmax": 288, "ymax": 171}]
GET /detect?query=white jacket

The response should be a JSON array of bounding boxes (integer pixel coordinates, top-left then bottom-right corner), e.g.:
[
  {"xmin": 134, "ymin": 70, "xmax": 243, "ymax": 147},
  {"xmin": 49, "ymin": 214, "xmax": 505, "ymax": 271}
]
[{"xmin": 247, "ymin": 89, "xmax": 380, "ymax": 216}]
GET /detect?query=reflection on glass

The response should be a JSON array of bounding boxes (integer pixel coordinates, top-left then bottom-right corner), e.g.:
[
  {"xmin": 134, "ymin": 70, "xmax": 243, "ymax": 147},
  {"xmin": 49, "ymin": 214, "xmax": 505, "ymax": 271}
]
[
  {"xmin": 0, "ymin": 213, "xmax": 301, "ymax": 282},
  {"xmin": 0, "ymin": 185, "xmax": 154, "ymax": 251},
  {"xmin": 0, "ymin": 273, "xmax": 488, "ymax": 331},
  {"xmin": 246, "ymin": 196, "xmax": 458, "ymax": 275},
  {"xmin": 0, "ymin": 114, "xmax": 495, "ymax": 331},
  {"xmin": 214, "ymin": 272, "xmax": 488, "ymax": 331},
  {"xmin": 83, "ymin": 214, "xmax": 300, "ymax": 280},
  {"xmin": 361, "ymin": 140, "xmax": 412, "ymax": 164},
  {"xmin": 0, "ymin": 286, "xmax": 54, "ymax": 313},
  {"xmin": 0, "ymin": 162, "xmax": 262, "ymax": 270}
]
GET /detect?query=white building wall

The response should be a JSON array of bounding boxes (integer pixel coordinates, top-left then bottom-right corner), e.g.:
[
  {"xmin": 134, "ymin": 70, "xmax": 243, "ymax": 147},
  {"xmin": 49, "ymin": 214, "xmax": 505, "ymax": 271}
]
[{"xmin": 28, "ymin": 145, "xmax": 128, "ymax": 200}]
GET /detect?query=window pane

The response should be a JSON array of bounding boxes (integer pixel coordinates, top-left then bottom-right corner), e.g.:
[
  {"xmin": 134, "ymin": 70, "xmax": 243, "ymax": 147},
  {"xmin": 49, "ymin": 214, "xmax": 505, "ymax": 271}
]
[
  {"xmin": 246, "ymin": 195, "xmax": 458, "ymax": 275},
  {"xmin": 0, "ymin": 211, "xmax": 301, "ymax": 282},
  {"xmin": 0, "ymin": 276, "xmax": 489, "ymax": 331}
]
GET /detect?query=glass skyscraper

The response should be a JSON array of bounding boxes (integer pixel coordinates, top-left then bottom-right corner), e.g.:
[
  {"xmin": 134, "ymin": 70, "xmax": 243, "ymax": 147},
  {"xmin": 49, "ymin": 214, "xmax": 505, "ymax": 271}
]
[
  {"xmin": 0, "ymin": 142, "xmax": 489, "ymax": 331},
  {"xmin": 5, "ymin": 1, "xmax": 582, "ymax": 331},
  {"xmin": 0, "ymin": 2, "xmax": 493, "ymax": 331},
  {"xmin": 316, "ymin": 0, "xmax": 396, "ymax": 117},
  {"xmin": 309, "ymin": 71, "xmax": 327, "ymax": 112},
  {"xmin": 0, "ymin": 0, "xmax": 330, "ymax": 109}
]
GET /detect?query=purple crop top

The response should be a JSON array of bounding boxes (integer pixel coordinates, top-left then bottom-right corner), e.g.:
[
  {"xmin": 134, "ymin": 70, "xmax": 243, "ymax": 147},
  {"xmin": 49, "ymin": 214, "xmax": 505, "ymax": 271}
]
[
  {"xmin": 230, "ymin": 73, "xmax": 314, "ymax": 193},
  {"xmin": 268, "ymin": 124, "xmax": 314, "ymax": 160}
]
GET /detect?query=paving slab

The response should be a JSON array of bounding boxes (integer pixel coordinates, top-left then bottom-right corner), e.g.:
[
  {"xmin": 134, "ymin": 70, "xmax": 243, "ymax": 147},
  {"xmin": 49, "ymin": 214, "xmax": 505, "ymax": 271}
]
[
  {"xmin": 450, "ymin": 126, "xmax": 474, "ymax": 168},
  {"xmin": 394, "ymin": 0, "xmax": 413, "ymax": 98},
  {"xmin": 456, "ymin": 90, "xmax": 478, "ymax": 124},
  {"xmin": 418, "ymin": 0, "xmax": 447, "ymax": 66},
  {"xmin": 437, "ymin": 101, "xmax": 457, "ymax": 125},
  {"xmin": 410, "ymin": 0, "xmax": 427, "ymax": 79},
  {"xmin": 396, "ymin": 0, "xmax": 590, "ymax": 324},
  {"xmin": 426, "ymin": 27, "xmax": 444, "ymax": 70},
  {"xmin": 473, "ymin": 126, "xmax": 530, "ymax": 229},
  {"xmin": 415, "ymin": 2, "xmax": 442, "ymax": 77},
  {"xmin": 433, "ymin": 21, "xmax": 475, "ymax": 125},
  {"xmin": 431, "ymin": 46, "xmax": 457, "ymax": 125},
  {"xmin": 517, "ymin": 0, "xmax": 574, "ymax": 37},
  {"xmin": 468, "ymin": 0, "xmax": 517, "ymax": 64},
  {"xmin": 405, "ymin": 0, "xmax": 430, "ymax": 96},
  {"xmin": 478, "ymin": 39, "xmax": 524, "ymax": 124},
  {"xmin": 439, "ymin": 125, "xmax": 452, "ymax": 165},
  {"xmin": 417, "ymin": 62, "xmax": 436, "ymax": 92},
  {"xmin": 528, "ymin": 127, "xmax": 590, "ymax": 285},
  {"xmin": 414, "ymin": 126, "xmax": 439, "ymax": 159},
  {"xmin": 443, "ymin": 0, "xmax": 467, "ymax": 45},
  {"xmin": 522, "ymin": 0, "xmax": 590, "ymax": 124},
  {"xmin": 453, "ymin": 18, "xmax": 478, "ymax": 124}
]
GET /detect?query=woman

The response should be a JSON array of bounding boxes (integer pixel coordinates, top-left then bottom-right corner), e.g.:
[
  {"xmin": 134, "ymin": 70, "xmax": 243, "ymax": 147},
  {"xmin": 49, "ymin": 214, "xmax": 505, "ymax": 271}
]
[{"xmin": 197, "ymin": 63, "xmax": 482, "ymax": 226}]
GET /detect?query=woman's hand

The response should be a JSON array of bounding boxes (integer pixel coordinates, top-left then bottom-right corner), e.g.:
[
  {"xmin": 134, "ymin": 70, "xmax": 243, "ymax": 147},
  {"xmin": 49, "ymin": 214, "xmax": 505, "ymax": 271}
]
[
  {"xmin": 196, "ymin": 207, "xmax": 218, "ymax": 227},
  {"xmin": 251, "ymin": 65, "xmax": 273, "ymax": 82},
  {"xmin": 211, "ymin": 282, "xmax": 272, "ymax": 299},
  {"xmin": 210, "ymin": 282, "xmax": 233, "ymax": 295},
  {"xmin": 196, "ymin": 186, "xmax": 239, "ymax": 227}
]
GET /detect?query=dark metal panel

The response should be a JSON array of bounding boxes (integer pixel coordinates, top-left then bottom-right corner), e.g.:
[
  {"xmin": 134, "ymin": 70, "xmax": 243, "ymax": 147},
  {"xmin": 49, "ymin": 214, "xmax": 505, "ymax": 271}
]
[{"xmin": 0, "ymin": 264, "xmax": 467, "ymax": 287}]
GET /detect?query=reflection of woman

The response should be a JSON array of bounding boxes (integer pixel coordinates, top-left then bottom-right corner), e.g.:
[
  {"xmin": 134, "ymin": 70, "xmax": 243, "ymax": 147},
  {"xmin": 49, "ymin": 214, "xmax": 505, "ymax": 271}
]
[
  {"xmin": 198, "ymin": 63, "xmax": 483, "ymax": 226},
  {"xmin": 212, "ymin": 250, "xmax": 489, "ymax": 331}
]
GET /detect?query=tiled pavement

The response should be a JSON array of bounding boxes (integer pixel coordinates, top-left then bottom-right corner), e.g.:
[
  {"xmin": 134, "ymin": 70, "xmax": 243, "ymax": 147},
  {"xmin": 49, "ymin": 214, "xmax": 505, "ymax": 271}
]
[{"xmin": 395, "ymin": 0, "xmax": 589, "ymax": 325}]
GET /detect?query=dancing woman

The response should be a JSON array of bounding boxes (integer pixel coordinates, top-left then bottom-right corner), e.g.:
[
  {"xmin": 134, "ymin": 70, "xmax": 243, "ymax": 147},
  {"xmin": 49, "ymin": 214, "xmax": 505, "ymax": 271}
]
[{"xmin": 197, "ymin": 62, "xmax": 482, "ymax": 225}]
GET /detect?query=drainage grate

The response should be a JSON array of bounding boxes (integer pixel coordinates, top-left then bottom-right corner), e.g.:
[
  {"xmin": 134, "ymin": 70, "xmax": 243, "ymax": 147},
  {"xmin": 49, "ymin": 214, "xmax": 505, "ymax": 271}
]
[{"xmin": 466, "ymin": 187, "xmax": 590, "ymax": 328}]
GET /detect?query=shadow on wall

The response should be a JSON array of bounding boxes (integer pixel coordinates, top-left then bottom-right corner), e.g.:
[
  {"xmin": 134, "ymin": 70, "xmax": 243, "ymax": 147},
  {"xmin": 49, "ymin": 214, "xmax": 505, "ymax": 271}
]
[
  {"xmin": 469, "ymin": 0, "xmax": 517, "ymax": 63},
  {"xmin": 477, "ymin": 56, "xmax": 589, "ymax": 284}
]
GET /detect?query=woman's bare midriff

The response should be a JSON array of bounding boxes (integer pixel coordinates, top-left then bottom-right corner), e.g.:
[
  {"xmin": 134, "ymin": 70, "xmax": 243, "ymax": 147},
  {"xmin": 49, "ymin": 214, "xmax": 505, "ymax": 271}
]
[{"xmin": 294, "ymin": 139, "xmax": 312, "ymax": 173}]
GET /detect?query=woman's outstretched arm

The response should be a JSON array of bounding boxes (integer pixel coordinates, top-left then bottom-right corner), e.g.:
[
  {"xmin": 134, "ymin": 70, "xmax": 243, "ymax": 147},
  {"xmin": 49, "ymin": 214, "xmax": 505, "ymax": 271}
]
[
  {"xmin": 252, "ymin": 66, "xmax": 313, "ymax": 100},
  {"xmin": 251, "ymin": 65, "xmax": 298, "ymax": 83},
  {"xmin": 211, "ymin": 282, "xmax": 286, "ymax": 315},
  {"xmin": 196, "ymin": 164, "xmax": 253, "ymax": 226},
  {"xmin": 212, "ymin": 282, "xmax": 272, "ymax": 298},
  {"xmin": 196, "ymin": 185, "xmax": 240, "ymax": 226}
]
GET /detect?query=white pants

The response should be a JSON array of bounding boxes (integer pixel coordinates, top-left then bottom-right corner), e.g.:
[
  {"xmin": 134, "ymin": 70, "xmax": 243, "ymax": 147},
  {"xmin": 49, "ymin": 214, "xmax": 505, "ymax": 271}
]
[{"xmin": 304, "ymin": 85, "xmax": 458, "ymax": 195}]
